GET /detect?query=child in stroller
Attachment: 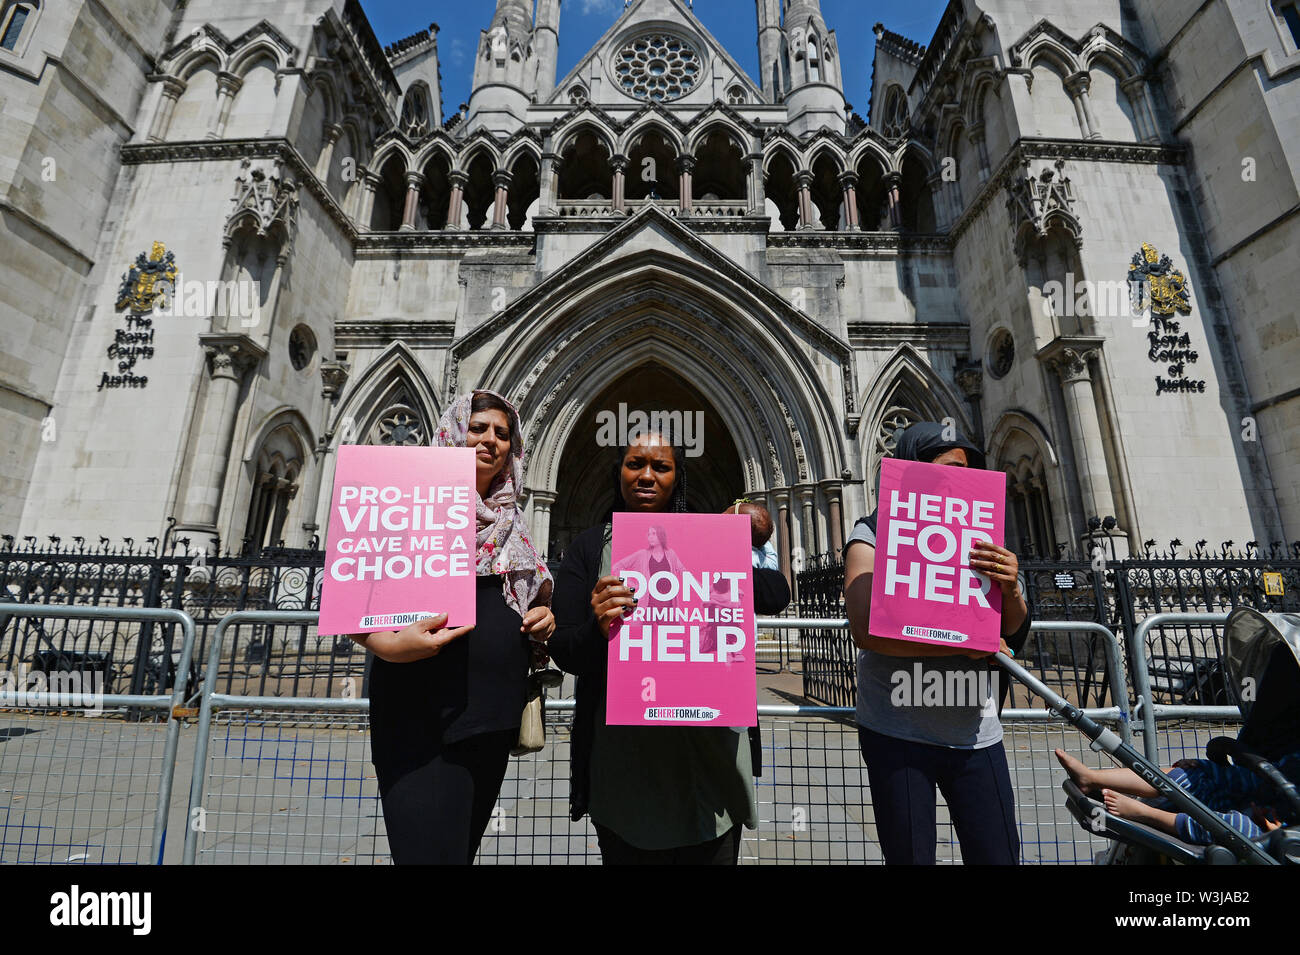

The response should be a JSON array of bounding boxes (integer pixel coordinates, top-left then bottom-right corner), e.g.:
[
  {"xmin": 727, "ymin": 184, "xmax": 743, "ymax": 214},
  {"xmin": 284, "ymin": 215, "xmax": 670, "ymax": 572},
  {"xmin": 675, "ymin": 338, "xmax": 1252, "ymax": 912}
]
[
  {"xmin": 1058, "ymin": 616, "xmax": 1300, "ymax": 855},
  {"xmin": 1055, "ymin": 746, "xmax": 1298, "ymax": 845}
]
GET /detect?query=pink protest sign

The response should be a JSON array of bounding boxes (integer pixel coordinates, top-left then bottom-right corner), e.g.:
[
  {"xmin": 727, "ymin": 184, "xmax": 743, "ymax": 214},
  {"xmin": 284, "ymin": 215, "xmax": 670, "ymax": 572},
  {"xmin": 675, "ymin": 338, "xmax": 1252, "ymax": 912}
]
[
  {"xmin": 317, "ymin": 445, "xmax": 477, "ymax": 636},
  {"xmin": 607, "ymin": 512, "xmax": 756, "ymax": 727},
  {"xmin": 868, "ymin": 458, "xmax": 1007, "ymax": 652}
]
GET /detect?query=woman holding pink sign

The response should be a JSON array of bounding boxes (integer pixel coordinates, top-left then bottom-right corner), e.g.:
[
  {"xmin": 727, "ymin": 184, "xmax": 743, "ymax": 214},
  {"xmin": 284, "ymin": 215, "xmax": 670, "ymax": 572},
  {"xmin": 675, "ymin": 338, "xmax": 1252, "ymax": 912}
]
[
  {"xmin": 550, "ymin": 430, "xmax": 791, "ymax": 864},
  {"xmin": 843, "ymin": 421, "xmax": 1032, "ymax": 865},
  {"xmin": 349, "ymin": 391, "xmax": 555, "ymax": 865}
]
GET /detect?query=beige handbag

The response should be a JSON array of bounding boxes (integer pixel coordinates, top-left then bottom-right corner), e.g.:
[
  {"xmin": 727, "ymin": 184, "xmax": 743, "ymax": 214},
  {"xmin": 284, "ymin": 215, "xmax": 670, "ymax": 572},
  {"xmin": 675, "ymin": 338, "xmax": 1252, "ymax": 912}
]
[{"xmin": 513, "ymin": 667, "xmax": 563, "ymax": 756}]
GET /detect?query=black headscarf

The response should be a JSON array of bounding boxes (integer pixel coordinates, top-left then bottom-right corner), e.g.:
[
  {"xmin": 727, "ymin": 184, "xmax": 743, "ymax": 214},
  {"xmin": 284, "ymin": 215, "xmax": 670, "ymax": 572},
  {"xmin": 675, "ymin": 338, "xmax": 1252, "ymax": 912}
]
[{"xmin": 845, "ymin": 420, "xmax": 985, "ymax": 555}]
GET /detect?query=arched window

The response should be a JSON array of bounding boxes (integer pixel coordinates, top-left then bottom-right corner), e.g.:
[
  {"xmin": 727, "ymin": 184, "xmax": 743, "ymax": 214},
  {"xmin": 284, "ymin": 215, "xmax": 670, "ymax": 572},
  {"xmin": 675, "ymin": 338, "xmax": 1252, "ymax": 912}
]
[
  {"xmin": 0, "ymin": 0, "xmax": 38, "ymax": 54},
  {"xmin": 727, "ymin": 85, "xmax": 746, "ymax": 105},
  {"xmin": 245, "ymin": 427, "xmax": 305, "ymax": 553},
  {"xmin": 808, "ymin": 31, "xmax": 821, "ymax": 82},
  {"xmin": 399, "ymin": 83, "xmax": 431, "ymax": 138},
  {"xmin": 569, "ymin": 85, "xmax": 588, "ymax": 105},
  {"xmin": 880, "ymin": 85, "xmax": 909, "ymax": 138},
  {"xmin": 997, "ymin": 433, "xmax": 1057, "ymax": 559}
]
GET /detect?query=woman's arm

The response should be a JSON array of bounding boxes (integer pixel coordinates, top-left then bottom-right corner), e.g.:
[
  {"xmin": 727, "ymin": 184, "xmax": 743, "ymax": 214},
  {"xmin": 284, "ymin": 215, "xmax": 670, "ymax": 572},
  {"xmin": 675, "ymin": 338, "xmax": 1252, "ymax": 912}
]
[
  {"xmin": 548, "ymin": 533, "xmax": 613, "ymax": 679},
  {"xmin": 842, "ymin": 541, "xmax": 969, "ymax": 657}
]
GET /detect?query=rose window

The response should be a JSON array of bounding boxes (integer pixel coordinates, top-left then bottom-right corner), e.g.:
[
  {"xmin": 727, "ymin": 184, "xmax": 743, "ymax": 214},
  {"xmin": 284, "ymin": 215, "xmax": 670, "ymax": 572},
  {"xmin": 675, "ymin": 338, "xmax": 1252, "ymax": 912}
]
[{"xmin": 613, "ymin": 34, "xmax": 702, "ymax": 103}]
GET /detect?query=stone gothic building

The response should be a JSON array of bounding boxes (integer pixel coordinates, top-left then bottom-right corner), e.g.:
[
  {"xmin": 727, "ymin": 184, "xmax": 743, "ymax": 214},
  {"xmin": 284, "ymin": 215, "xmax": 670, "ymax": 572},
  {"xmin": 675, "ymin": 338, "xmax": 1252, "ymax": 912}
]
[{"xmin": 3, "ymin": 0, "xmax": 1298, "ymax": 571}]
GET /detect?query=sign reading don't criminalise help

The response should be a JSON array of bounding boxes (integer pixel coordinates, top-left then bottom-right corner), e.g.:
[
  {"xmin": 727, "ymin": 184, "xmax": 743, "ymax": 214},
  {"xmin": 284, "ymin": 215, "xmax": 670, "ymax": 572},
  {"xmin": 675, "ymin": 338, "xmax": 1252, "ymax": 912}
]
[
  {"xmin": 317, "ymin": 446, "xmax": 477, "ymax": 636},
  {"xmin": 607, "ymin": 512, "xmax": 756, "ymax": 727},
  {"xmin": 868, "ymin": 458, "xmax": 1007, "ymax": 653}
]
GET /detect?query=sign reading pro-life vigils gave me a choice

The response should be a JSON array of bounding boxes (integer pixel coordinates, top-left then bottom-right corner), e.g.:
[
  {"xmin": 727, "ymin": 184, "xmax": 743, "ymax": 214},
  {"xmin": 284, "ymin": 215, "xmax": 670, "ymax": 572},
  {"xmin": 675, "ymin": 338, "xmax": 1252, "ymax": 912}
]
[
  {"xmin": 317, "ymin": 446, "xmax": 477, "ymax": 636},
  {"xmin": 868, "ymin": 458, "xmax": 1007, "ymax": 653},
  {"xmin": 607, "ymin": 512, "xmax": 756, "ymax": 727}
]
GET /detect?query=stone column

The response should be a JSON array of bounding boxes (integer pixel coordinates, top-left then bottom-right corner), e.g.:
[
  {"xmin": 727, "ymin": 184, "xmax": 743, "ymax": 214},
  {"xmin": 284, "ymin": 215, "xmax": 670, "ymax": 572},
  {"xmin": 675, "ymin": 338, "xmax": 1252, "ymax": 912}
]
[
  {"xmin": 677, "ymin": 155, "xmax": 696, "ymax": 215},
  {"xmin": 529, "ymin": 490, "xmax": 557, "ymax": 558},
  {"xmin": 773, "ymin": 489, "xmax": 792, "ymax": 581},
  {"xmin": 1121, "ymin": 76, "xmax": 1157, "ymax": 142},
  {"xmin": 884, "ymin": 171, "xmax": 902, "ymax": 230},
  {"xmin": 839, "ymin": 171, "xmax": 860, "ymax": 230},
  {"xmin": 925, "ymin": 171, "xmax": 946, "ymax": 228},
  {"xmin": 147, "ymin": 75, "xmax": 187, "ymax": 142},
  {"xmin": 610, "ymin": 155, "xmax": 629, "ymax": 214},
  {"xmin": 490, "ymin": 170, "xmax": 512, "ymax": 229},
  {"xmin": 798, "ymin": 485, "xmax": 818, "ymax": 557},
  {"xmin": 300, "ymin": 359, "xmax": 350, "ymax": 542},
  {"xmin": 747, "ymin": 150, "xmax": 766, "ymax": 216},
  {"xmin": 175, "ymin": 334, "xmax": 268, "ymax": 551},
  {"xmin": 356, "ymin": 168, "xmax": 380, "ymax": 228},
  {"xmin": 1065, "ymin": 72, "xmax": 1100, "ymax": 139},
  {"xmin": 795, "ymin": 170, "xmax": 815, "ymax": 230},
  {"xmin": 539, "ymin": 149, "xmax": 560, "ymax": 216},
  {"xmin": 822, "ymin": 481, "xmax": 844, "ymax": 556},
  {"xmin": 446, "ymin": 171, "xmax": 467, "ymax": 230},
  {"xmin": 314, "ymin": 123, "xmax": 343, "ymax": 181},
  {"xmin": 968, "ymin": 123, "xmax": 990, "ymax": 181},
  {"xmin": 1039, "ymin": 337, "xmax": 1117, "ymax": 528},
  {"xmin": 955, "ymin": 360, "xmax": 985, "ymax": 447},
  {"xmin": 211, "ymin": 72, "xmax": 242, "ymax": 139},
  {"xmin": 400, "ymin": 171, "xmax": 424, "ymax": 230}
]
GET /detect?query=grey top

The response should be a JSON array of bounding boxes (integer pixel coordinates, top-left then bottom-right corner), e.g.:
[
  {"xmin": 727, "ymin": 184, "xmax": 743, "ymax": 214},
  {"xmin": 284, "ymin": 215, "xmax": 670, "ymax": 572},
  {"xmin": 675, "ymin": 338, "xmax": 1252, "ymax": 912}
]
[{"xmin": 845, "ymin": 521, "xmax": 1003, "ymax": 749}]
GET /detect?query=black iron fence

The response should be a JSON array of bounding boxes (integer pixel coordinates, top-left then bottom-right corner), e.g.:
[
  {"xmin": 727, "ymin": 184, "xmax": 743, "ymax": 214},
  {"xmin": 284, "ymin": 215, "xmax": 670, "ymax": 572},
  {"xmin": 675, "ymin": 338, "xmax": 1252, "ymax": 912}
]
[
  {"xmin": 0, "ymin": 538, "xmax": 344, "ymax": 701},
  {"xmin": 4, "ymin": 535, "xmax": 1297, "ymax": 709},
  {"xmin": 796, "ymin": 540, "xmax": 1300, "ymax": 708}
]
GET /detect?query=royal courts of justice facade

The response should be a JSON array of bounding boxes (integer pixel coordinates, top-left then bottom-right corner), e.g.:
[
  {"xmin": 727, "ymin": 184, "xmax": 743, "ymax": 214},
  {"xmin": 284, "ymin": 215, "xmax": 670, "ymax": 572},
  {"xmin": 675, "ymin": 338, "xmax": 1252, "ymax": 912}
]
[{"xmin": 3, "ymin": 0, "xmax": 1298, "ymax": 572}]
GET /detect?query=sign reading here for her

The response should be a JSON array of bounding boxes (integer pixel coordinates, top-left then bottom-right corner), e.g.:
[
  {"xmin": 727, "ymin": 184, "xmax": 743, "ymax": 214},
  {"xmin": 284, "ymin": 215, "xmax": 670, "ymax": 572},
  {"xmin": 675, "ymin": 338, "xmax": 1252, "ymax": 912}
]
[
  {"xmin": 317, "ymin": 446, "xmax": 477, "ymax": 636},
  {"xmin": 607, "ymin": 512, "xmax": 756, "ymax": 727},
  {"xmin": 868, "ymin": 458, "xmax": 1006, "ymax": 653}
]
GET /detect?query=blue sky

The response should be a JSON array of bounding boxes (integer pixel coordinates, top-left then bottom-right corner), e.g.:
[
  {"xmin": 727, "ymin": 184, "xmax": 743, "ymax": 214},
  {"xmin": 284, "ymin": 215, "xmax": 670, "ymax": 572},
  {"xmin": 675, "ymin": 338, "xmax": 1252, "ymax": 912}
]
[{"xmin": 360, "ymin": 0, "xmax": 950, "ymax": 117}]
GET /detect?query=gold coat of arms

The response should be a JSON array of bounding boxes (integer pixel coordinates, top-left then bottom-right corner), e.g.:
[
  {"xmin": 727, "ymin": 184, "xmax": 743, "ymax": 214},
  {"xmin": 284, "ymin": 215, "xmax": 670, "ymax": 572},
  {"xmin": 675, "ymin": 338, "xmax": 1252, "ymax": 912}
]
[
  {"xmin": 1128, "ymin": 242, "xmax": 1191, "ymax": 317},
  {"xmin": 115, "ymin": 241, "xmax": 178, "ymax": 314}
]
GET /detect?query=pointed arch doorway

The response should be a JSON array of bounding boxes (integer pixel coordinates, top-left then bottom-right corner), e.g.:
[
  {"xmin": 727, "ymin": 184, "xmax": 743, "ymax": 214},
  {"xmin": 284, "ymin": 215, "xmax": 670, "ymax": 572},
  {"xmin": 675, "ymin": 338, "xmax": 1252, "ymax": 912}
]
[{"xmin": 546, "ymin": 361, "xmax": 744, "ymax": 558}]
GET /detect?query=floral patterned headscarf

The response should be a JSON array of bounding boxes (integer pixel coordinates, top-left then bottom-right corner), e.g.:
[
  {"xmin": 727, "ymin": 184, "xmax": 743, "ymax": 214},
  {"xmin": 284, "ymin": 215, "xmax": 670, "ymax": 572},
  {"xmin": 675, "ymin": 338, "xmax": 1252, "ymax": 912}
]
[{"xmin": 434, "ymin": 391, "xmax": 552, "ymax": 617}]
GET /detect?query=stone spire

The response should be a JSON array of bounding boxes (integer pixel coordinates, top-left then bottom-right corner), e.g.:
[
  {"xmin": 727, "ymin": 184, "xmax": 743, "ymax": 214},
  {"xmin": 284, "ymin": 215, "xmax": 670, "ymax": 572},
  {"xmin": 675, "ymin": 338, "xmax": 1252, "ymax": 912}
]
[
  {"xmin": 756, "ymin": 0, "xmax": 783, "ymax": 101},
  {"xmin": 781, "ymin": 0, "xmax": 845, "ymax": 134},
  {"xmin": 533, "ymin": 0, "xmax": 562, "ymax": 100}
]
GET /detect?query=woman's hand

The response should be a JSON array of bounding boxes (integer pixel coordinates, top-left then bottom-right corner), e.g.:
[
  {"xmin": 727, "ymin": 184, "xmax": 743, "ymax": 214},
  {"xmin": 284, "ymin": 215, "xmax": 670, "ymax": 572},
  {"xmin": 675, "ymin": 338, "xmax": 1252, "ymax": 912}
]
[
  {"xmin": 591, "ymin": 574, "xmax": 637, "ymax": 637},
  {"xmin": 521, "ymin": 606, "xmax": 555, "ymax": 642},
  {"xmin": 361, "ymin": 613, "xmax": 474, "ymax": 663},
  {"xmin": 968, "ymin": 541, "xmax": 1022, "ymax": 597}
]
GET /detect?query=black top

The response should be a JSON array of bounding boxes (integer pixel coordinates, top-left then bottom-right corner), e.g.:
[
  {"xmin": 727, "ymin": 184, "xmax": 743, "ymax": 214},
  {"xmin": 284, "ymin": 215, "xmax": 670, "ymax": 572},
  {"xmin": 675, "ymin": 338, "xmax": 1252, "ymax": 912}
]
[
  {"xmin": 549, "ymin": 523, "xmax": 792, "ymax": 823},
  {"xmin": 367, "ymin": 574, "xmax": 529, "ymax": 761}
]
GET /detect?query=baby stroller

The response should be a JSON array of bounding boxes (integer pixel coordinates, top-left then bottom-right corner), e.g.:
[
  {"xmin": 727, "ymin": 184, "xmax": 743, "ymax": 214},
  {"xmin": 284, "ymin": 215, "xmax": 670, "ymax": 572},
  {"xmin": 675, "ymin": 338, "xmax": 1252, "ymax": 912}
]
[{"xmin": 996, "ymin": 608, "xmax": 1300, "ymax": 865}]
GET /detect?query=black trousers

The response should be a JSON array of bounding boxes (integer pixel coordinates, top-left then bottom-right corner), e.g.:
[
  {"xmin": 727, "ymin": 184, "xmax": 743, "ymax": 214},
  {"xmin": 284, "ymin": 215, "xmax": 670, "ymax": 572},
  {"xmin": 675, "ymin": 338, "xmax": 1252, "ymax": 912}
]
[
  {"xmin": 858, "ymin": 725, "xmax": 1020, "ymax": 865},
  {"xmin": 594, "ymin": 823, "xmax": 742, "ymax": 865},
  {"xmin": 373, "ymin": 728, "xmax": 515, "ymax": 865}
]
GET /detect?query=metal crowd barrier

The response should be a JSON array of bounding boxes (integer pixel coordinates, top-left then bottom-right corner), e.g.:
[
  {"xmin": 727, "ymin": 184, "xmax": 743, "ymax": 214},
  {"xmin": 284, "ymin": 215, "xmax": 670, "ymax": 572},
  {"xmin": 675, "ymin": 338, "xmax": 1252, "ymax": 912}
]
[
  {"xmin": 0, "ymin": 604, "xmax": 197, "ymax": 864},
  {"xmin": 177, "ymin": 613, "xmax": 1165, "ymax": 864},
  {"xmin": 1129, "ymin": 613, "xmax": 1237, "ymax": 761},
  {"xmin": 0, "ymin": 604, "xmax": 1245, "ymax": 864}
]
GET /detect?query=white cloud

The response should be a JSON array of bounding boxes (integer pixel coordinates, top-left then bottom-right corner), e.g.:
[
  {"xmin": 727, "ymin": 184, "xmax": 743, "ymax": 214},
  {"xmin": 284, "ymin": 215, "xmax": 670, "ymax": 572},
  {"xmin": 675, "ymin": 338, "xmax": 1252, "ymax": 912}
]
[{"xmin": 579, "ymin": 0, "xmax": 620, "ymax": 14}]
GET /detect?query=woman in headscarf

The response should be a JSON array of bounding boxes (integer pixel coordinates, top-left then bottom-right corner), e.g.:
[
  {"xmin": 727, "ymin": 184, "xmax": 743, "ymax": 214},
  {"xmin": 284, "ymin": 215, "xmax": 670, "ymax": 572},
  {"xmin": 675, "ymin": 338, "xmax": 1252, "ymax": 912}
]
[
  {"xmin": 842, "ymin": 421, "xmax": 1032, "ymax": 865},
  {"xmin": 348, "ymin": 390, "xmax": 554, "ymax": 864}
]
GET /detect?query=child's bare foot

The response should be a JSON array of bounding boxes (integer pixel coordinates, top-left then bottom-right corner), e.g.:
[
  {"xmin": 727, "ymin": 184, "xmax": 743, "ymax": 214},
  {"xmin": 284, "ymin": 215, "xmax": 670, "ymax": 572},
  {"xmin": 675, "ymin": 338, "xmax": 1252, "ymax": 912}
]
[
  {"xmin": 1102, "ymin": 789, "xmax": 1169, "ymax": 829},
  {"xmin": 1055, "ymin": 749, "xmax": 1101, "ymax": 793}
]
